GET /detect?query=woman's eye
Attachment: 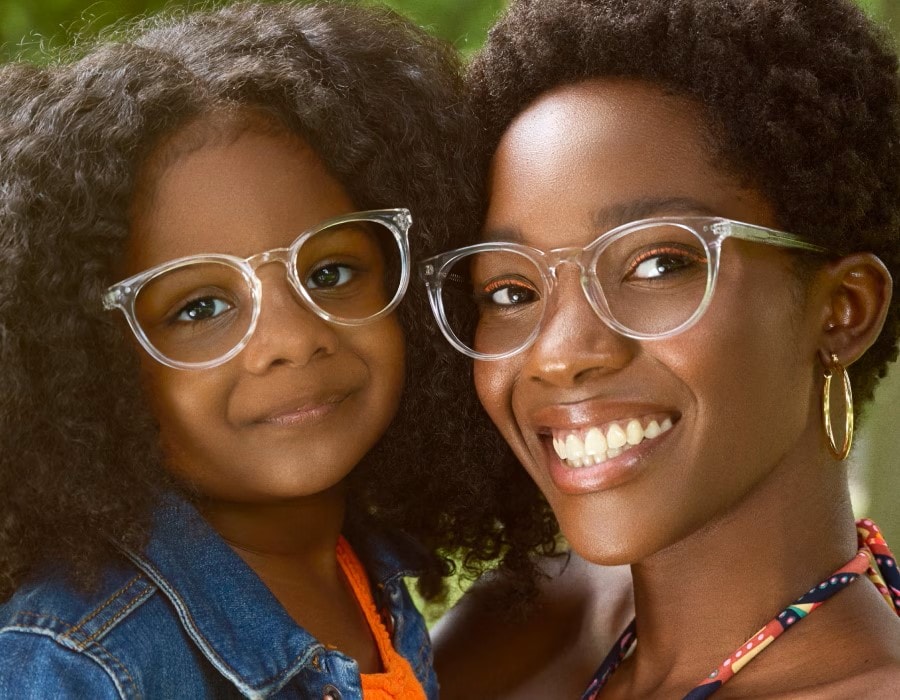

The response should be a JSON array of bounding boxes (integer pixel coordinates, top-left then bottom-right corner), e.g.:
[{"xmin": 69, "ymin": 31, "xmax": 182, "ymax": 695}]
[
  {"xmin": 485, "ymin": 283, "xmax": 538, "ymax": 306},
  {"xmin": 175, "ymin": 297, "xmax": 233, "ymax": 322},
  {"xmin": 307, "ymin": 264, "xmax": 354, "ymax": 289},
  {"xmin": 627, "ymin": 250, "xmax": 704, "ymax": 281}
]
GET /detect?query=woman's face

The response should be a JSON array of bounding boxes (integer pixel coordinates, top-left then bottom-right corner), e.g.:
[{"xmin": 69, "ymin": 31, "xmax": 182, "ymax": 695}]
[
  {"xmin": 475, "ymin": 80, "xmax": 823, "ymax": 564},
  {"xmin": 125, "ymin": 126, "xmax": 405, "ymax": 502}
]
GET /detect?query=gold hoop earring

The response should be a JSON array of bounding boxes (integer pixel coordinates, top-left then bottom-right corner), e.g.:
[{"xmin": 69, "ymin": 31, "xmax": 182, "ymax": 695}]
[{"xmin": 822, "ymin": 353, "xmax": 854, "ymax": 460}]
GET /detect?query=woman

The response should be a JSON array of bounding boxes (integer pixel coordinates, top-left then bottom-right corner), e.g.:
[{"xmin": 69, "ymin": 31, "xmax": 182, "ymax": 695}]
[{"xmin": 427, "ymin": 0, "xmax": 900, "ymax": 696}]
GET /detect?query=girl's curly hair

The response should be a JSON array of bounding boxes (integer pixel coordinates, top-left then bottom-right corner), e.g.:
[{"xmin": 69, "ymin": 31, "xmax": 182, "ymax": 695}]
[
  {"xmin": 458, "ymin": 0, "xmax": 900, "ymax": 599},
  {"xmin": 0, "ymin": 1, "xmax": 559, "ymax": 603}
]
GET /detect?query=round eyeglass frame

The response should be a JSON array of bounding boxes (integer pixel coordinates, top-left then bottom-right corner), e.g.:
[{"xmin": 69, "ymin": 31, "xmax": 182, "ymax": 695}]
[
  {"xmin": 418, "ymin": 216, "xmax": 830, "ymax": 361},
  {"xmin": 103, "ymin": 208, "xmax": 412, "ymax": 370}
]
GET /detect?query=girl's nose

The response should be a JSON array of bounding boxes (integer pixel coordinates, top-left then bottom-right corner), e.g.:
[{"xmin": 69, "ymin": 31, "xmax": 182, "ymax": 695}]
[{"xmin": 239, "ymin": 265, "xmax": 339, "ymax": 374}]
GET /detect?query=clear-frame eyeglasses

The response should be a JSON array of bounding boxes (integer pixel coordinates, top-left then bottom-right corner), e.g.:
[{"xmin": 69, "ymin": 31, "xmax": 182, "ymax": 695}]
[
  {"xmin": 419, "ymin": 216, "xmax": 829, "ymax": 361},
  {"xmin": 104, "ymin": 208, "xmax": 412, "ymax": 370}
]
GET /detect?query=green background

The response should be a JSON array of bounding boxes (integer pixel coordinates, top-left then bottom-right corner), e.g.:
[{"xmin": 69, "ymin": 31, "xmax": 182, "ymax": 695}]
[{"xmin": 1, "ymin": 0, "xmax": 898, "ymax": 544}]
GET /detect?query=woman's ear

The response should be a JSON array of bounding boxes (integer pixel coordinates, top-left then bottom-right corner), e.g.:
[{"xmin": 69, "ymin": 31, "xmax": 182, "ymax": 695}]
[{"xmin": 815, "ymin": 253, "xmax": 893, "ymax": 366}]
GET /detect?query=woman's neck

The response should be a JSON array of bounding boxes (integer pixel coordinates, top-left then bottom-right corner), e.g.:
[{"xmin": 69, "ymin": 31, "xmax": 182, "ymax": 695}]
[{"xmin": 619, "ymin": 443, "xmax": 861, "ymax": 695}]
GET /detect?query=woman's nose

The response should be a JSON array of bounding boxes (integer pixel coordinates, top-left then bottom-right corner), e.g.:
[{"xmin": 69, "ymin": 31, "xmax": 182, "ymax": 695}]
[{"xmin": 521, "ymin": 265, "xmax": 635, "ymax": 388}]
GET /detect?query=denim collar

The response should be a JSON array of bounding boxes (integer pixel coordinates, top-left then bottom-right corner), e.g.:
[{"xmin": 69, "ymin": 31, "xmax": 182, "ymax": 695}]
[{"xmin": 117, "ymin": 493, "xmax": 423, "ymax": 697}]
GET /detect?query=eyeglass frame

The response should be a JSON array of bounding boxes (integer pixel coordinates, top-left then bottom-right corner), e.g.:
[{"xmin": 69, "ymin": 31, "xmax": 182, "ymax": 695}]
[
  {"xmin": 419, "ymin": 216, "xmax": 831, "ymax": 361},
  {"xmin": 103, "ymin": 208, "xmax": 412, "ymax": 371}
]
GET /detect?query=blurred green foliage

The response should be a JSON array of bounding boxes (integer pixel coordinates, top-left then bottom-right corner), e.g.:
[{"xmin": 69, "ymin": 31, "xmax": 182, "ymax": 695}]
[
  {"xmin": 0, "ymin": 0, "xmax": 507, "ymax": 61},
  {"xmin": 1, "ymin": 0, "xmax": 896, "ymax": 62}
]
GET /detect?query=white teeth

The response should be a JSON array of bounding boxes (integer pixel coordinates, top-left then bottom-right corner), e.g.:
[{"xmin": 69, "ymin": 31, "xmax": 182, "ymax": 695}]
[
  {"xmin": 584, "ymin": 428, "xmax": 607, "ymax": 457},
  {"xmin": 606, "ymin": 423, "xmax": 627, "ymax": 449},
  {"xmin": 565, "ymin": 434, "xmax": 585, "ymax": 461},
  {"xmin": 553, "ymin": 437, "xmax": 567, "ymax": 459},
  {"xmin": 625, "ymin": 419, "xmax": 643, "ymax": 445},
  {"xmin": 552, "ymin": 416, "xmax": 675, "ymax": 469}
]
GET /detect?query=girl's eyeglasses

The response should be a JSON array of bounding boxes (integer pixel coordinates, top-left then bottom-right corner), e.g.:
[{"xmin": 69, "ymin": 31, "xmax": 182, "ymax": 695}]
[
  {"xmin": 419, "ymin": 216, "xmax": 829, "ymax": 361},
  {"xmin": 104, "ymin": 209, "xmax": 412, "ymax": 370}
]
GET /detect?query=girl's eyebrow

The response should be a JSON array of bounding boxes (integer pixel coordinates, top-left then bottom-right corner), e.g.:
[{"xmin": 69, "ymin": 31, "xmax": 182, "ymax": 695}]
[{"xmin": 480, "ymin": 196, "xmax": 719, "ymax": 244}]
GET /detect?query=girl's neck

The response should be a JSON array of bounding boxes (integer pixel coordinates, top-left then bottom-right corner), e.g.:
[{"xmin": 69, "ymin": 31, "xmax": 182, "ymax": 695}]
[
  {"xmin": 197, "ymin": 483, "xmax": 382, "ymax": 671},
  {"xmin": 620, "ymin": 444, "xmax": 860, "ymax": 695},
  {"xmin": 199, "ymin": 482, "xmax": 348, "ymax": 562}
]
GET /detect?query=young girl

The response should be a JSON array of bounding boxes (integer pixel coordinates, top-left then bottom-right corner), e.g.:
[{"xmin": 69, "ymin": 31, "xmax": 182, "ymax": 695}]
[
  {"xmin": 0, "ymin": 3, "xmax": 513, "ymax": 697},
  {"xmin": 427, "ymin": 0, "xmax": 900, "ymax": 696}
]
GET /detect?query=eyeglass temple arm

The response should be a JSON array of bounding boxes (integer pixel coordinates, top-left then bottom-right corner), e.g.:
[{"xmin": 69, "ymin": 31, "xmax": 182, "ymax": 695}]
[{"xmin": 717, "ymin": 221, "xmax": 831, "ymax": 254}]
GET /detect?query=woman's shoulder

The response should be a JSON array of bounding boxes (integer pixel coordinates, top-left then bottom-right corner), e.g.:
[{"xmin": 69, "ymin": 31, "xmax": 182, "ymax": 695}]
[
  {"xmin": 433, "ymin": 552, "xmax": 633, "ymax": 700},
  {"xmin": 754, "ymin": 660, "xmax": 900, "ymax": 700}
]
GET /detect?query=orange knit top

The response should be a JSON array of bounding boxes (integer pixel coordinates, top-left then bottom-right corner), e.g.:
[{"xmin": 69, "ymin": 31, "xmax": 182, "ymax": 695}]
[{"xmin": 335, "ymin": 537, "xmax": 427, "ymax": 700}]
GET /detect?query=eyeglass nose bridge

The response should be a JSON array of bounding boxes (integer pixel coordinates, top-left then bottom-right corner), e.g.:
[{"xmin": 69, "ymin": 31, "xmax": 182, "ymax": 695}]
[
  {"xmin": 542, "ymin": 245, "xmax": 600, "ymax": 300},
  {"xmin": 243, "ymin": 246, "xmax": 306, "ymax": 302},
  {"xmin": 245, "ymin": 246, "xmax": 292, "ymax": 271},
  {"xmin": 539, "ymin": 245, "xmax": 620, "ymax": 333}
]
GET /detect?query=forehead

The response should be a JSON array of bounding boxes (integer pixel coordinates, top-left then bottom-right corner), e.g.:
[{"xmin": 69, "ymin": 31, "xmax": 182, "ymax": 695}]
[
  {"xmin": 125, "ymin": 118, "xmax": 355, "ymax": 273},
  {"xmin": 484, "ymin": 79, "xmax": 773, "ymax": 248}
]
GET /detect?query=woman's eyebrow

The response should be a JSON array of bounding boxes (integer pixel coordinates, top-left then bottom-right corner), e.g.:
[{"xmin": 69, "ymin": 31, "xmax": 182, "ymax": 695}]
[
  {"xmin": 481, "ymin": 197, "xmax": 719, "ymax": 243},
  {"xmin": 591, "ymin": 197, "xmax": 719, "ymax": 230}
]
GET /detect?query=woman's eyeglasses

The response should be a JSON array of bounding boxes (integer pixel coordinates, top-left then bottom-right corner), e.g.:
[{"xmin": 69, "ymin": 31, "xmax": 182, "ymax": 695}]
[
  {"xmin": 104, "ymin": 209, "xmax": 412, "ymax": 370},
  {"xmin": 419, "ymin": 216, "xmax": 829, "ymax": 361}
]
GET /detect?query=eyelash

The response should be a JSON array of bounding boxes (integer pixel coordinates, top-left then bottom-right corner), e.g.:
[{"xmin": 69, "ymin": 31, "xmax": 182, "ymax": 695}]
[
  {"xmin": 625, "ymin": 245, "xmax": 707, "ymax": 275},
  {"xmin": 482, "ymin": 276, "xmax": 537, "ymax": 293}
]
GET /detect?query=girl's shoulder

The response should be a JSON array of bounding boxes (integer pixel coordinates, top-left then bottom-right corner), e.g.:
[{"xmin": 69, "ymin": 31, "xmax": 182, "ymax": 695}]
[{"xmin": 0, "ymin": 558, "xmax": 166, "ymax": 698}]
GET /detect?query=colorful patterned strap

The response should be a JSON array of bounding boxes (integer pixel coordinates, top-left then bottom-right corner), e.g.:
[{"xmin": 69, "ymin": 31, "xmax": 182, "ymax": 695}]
[{"xmin": 582, "ymin": 519, "xmax": 900, "ymax": 700}]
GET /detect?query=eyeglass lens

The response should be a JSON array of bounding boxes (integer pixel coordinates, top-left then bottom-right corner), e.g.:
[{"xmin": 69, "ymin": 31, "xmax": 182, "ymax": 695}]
[
  {"xmin": 437, "ymin": 223, "xmax": 711, "ymax": 356},
  {"xmin": 133, "ymin": 219, "xmax": 402, "ymax": 366}
]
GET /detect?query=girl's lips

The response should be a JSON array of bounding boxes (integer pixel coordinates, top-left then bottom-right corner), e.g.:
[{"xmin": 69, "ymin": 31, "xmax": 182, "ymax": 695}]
[
  {"xmin": 255, "ymin": 393, "xmax": 349, "ymax": 427},
  {"xmin": 542, "ymin": 417, "xmax": 678, "ymax": 495},
  {"xmin": 261, "ymin": 401, "xmax": 342, "ymax": 426}
]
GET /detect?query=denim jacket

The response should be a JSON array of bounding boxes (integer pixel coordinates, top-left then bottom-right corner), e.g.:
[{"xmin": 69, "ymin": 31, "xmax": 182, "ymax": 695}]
[{"xmin": 0, "ymin": 496, "xmax": 438, "ymax": 699}]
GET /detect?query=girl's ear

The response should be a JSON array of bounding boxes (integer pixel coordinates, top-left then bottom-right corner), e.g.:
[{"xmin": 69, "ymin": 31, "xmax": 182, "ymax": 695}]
[{"xmin": 814, "ymin": 253, "xmax": 893, "ymax": 367}]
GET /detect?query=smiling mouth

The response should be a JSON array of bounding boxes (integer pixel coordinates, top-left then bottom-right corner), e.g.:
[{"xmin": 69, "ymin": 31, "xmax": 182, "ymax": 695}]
[
  {"xmin": 259, "ymin": 394, "xmax": 349, "ymax": 427},
  {"xmin": 550, "ymin": 415, "xmax": 675, "ymax": 469}
]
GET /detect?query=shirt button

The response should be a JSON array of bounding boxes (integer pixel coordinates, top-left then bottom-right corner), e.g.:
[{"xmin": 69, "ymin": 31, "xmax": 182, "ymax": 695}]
[{"xmin": 323, "ymin": 685, "xmax": 342, "ymax": 700}]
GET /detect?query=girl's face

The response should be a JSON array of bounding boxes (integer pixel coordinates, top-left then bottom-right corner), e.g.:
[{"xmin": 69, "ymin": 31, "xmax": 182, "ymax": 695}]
[
  {"xmin": 475, "ymin": 80, "xmax": 823, "ymax": 564},
  {"xmin": 125, "ymin": 126, "xmax": 405, "ymax": 502}
]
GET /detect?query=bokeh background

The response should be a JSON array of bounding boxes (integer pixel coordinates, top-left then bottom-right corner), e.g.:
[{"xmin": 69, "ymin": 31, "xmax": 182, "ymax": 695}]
[{"xmin": 1, "ymin": 0, "xmax": 898, "ymax": 544}]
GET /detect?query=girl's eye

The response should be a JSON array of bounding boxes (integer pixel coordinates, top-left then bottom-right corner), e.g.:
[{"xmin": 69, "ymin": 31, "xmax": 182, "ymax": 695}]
[
  {"xmin": 175, "ymin": 297, "xmax": 233, "ymax": 322},
  {"xmin": 626, "ymin": 247, "xmax": 706, "ymax": 281},
  {"xmin": 481, "ymin": 278, "xmax": 540, "ymax": 306},
  {"xmin": 307, "ymin": 264, "xmax": 354, "ymax": 289}
]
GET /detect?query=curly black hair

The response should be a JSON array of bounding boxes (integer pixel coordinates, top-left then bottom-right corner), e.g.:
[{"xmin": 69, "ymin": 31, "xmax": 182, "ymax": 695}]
[
  {"xmin": 468, "ymin": 0, "xmax": 900, "ymax": 416},
  {"xmin": 0, "ymin": 1, "xmax": 559, "ymax": 603}
]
